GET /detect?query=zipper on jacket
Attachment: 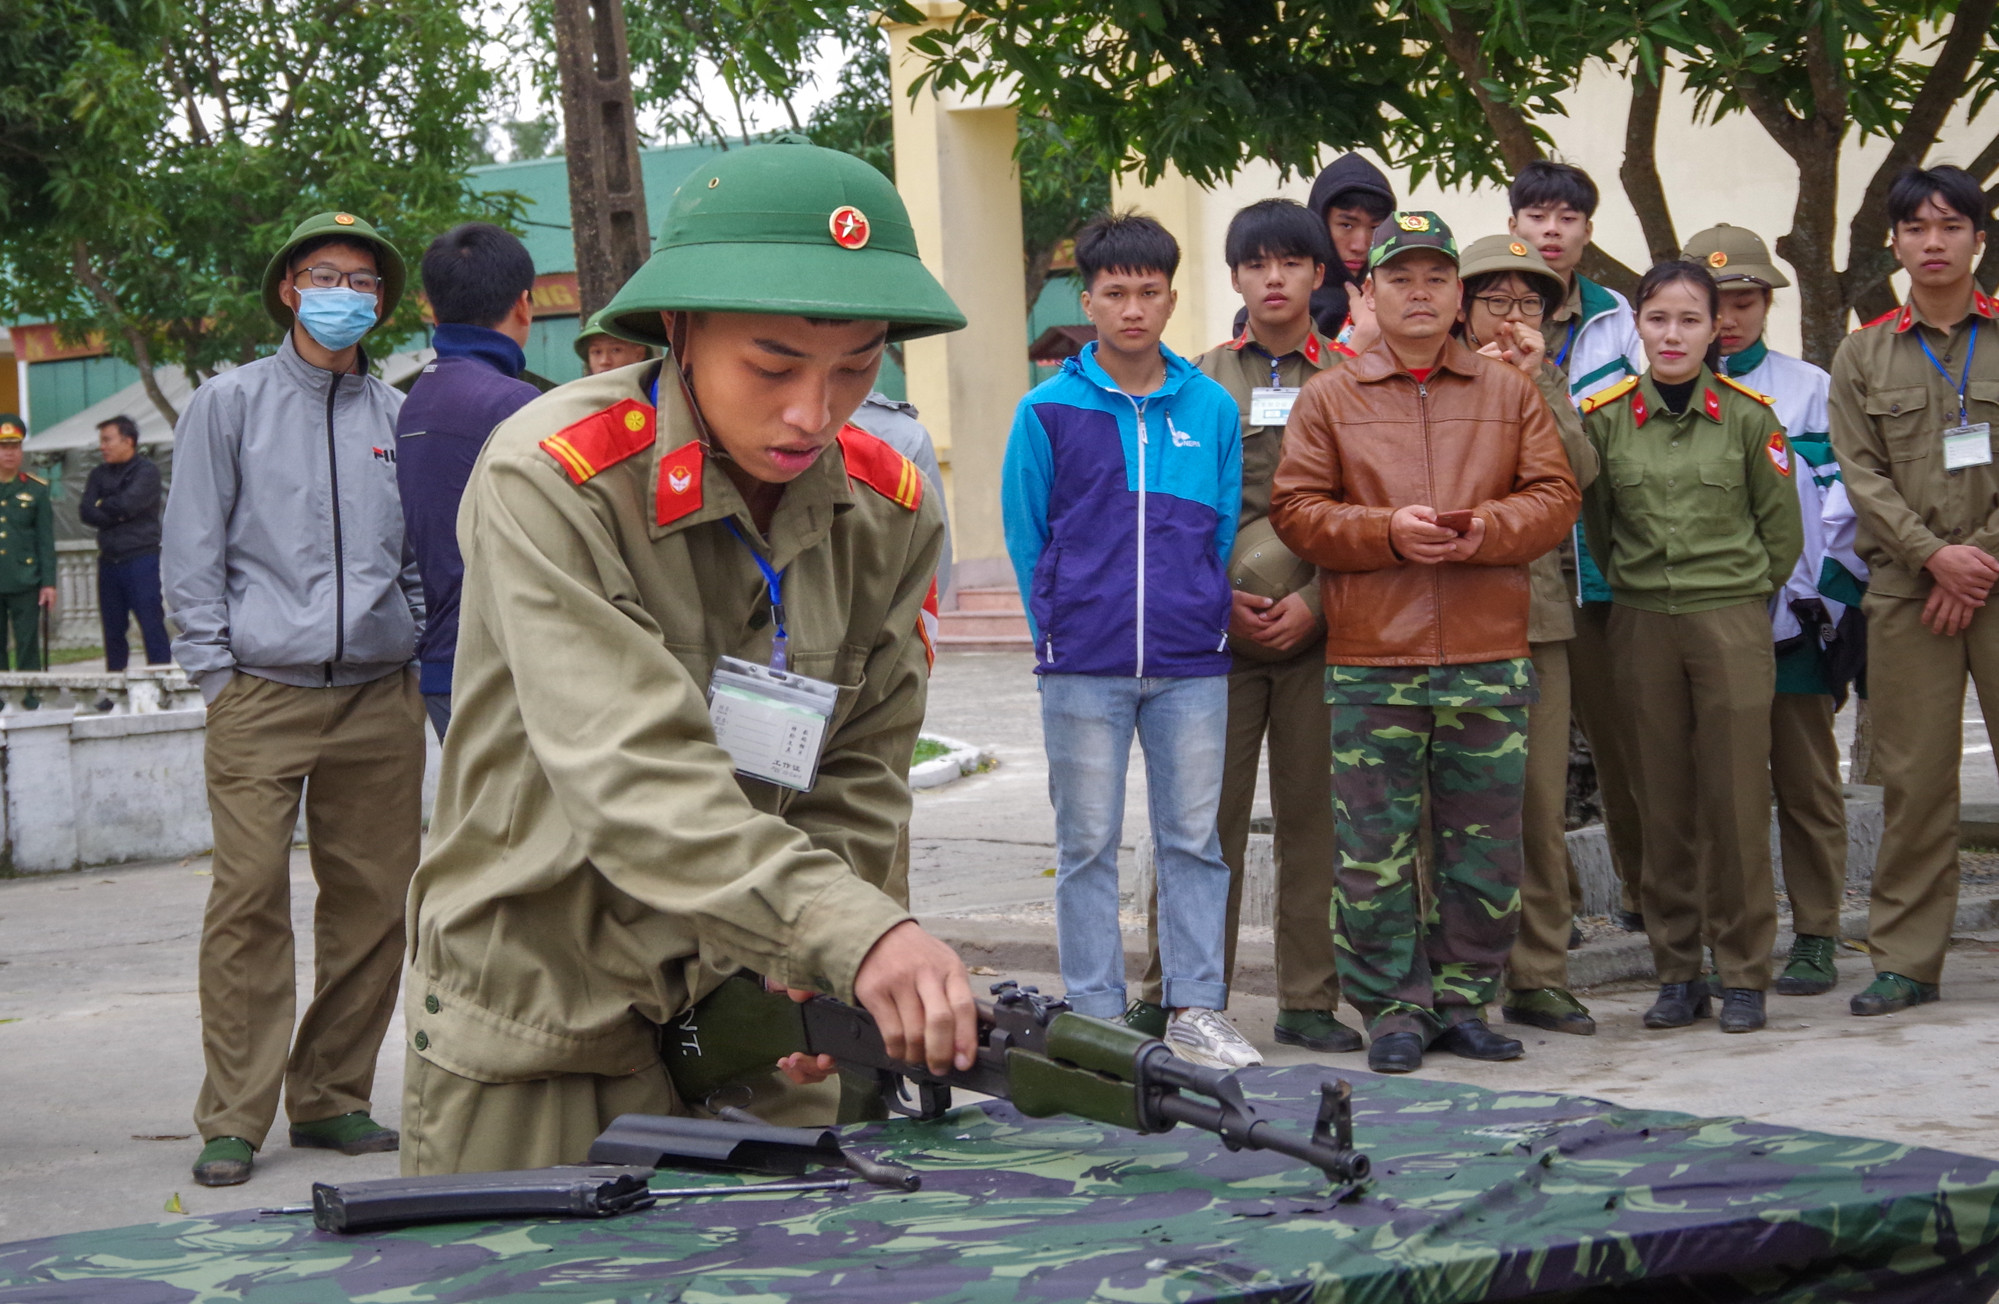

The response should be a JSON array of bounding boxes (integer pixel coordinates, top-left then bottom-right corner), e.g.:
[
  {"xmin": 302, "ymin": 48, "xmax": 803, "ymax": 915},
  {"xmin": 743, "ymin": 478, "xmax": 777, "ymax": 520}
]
[
  {"xmin": 1417, "ymin": 378, "xmax": 1443, "ymax": 664},
  {"xmin": 325, "ymin": 370, "xmax": 347, "ymax": 678},
  {"xmin": 1129, "ymin": 393, "xmax": 1149, "ymax": 678}
]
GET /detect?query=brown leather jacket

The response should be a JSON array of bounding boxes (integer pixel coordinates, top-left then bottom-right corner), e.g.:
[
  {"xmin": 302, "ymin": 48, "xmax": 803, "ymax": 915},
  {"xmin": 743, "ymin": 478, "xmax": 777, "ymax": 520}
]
[{"xmin": 1269, "ymin": 336, "xmax": 1580, "ymax": 666}]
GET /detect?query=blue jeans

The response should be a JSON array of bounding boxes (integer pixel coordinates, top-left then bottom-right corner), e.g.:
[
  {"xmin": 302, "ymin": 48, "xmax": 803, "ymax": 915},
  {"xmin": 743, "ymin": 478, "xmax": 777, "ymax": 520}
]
[
  {"xmin": 98, "ymin": 552, "xmax": 172, "ymax": 671},
  {"xmin": 1040, "ymin": 674, "xmax": 1231, "ymax": 1017}
]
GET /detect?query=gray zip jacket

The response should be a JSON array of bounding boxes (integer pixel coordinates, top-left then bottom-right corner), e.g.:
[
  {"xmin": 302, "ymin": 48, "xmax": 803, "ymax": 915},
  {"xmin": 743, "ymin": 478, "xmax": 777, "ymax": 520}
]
[{"xmin": 164, "ymin": 334, "xmax": 423, "ymax": 699}]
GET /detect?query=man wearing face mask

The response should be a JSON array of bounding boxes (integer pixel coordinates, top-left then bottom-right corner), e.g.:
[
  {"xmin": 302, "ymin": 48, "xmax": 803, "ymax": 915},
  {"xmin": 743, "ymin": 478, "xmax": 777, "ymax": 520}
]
[{"xmin": 164, "ymin": 211, "xmax": 427, "ymax": 1188}]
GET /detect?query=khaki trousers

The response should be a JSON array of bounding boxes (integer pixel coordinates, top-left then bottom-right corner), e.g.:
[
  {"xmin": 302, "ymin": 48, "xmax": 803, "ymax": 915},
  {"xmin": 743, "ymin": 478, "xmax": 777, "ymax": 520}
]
[
  {"xmin": 195, "ymin": 671, "xmax": 425, "ymax": 1147},
  {"xmin": 1140, "ymin": 648, "xmax": 1340, "ymax": 1011},
  {"xmin": 403, "ymin": 1053, "xmax": 681, "ymax": 1175},
  {"xmin": 1610, "ymin": 602, "xmax": 1777, "ymax": 990},
  {"xmin": 1570, "ymin": 603, "xmax": 1647, "ymax": 912},
  {"xmin": 1507, "ymin": 640, "xmax": 1581, "ymax": 990},
  {"xmin": 1770, "ymin": 692, "xmax": 1848, "ymax": 939},
  {"xmin": 1862, "ymin": 593, "xmax": 1999, "ymax": 984}
]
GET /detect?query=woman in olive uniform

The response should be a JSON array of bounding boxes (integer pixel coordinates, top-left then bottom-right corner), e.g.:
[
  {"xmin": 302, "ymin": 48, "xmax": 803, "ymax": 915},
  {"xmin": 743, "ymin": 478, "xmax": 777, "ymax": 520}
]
[
  {"xmin": 1581, "ymin": 261, "xmax": 1802, "ymax": 1035},
  {"xmin": 1452, "ymin": 237, "xmax": 1600, "ymax": 1036}
]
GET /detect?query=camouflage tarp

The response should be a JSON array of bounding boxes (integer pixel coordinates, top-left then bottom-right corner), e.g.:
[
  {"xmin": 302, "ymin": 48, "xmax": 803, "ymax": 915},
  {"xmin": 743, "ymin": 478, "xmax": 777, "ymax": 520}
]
[{"xmin": 3, "ymin": 1064, "xmax": 1997, "ymax": 1303}]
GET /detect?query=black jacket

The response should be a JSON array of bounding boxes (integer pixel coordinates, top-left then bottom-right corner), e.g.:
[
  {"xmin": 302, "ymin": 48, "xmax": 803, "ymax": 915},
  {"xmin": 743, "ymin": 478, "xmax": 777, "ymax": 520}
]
[
  {"xmin": 1230, "ymin": 153, "xmax": 1397, "ymax": 341},
  {"xmin": 79, "ymin": 455, "xmax": 164, "ymax": 563}
]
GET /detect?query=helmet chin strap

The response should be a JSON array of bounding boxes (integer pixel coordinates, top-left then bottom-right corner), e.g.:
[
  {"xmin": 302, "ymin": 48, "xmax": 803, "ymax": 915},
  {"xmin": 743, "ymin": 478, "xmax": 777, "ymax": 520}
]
[{"xmin": 663, "ymin": 311, "xmax": 729, "ymax": 464}]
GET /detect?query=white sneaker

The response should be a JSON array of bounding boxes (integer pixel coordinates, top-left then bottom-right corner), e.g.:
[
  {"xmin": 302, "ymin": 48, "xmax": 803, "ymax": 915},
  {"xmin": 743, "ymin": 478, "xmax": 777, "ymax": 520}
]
[{"xmin": 1164, "ymin": 1007, "xmax": 1263, "ymax": 1070}]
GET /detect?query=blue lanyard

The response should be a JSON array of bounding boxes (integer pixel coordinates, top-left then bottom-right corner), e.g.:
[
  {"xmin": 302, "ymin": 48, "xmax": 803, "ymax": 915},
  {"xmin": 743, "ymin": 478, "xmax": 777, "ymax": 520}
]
[
  {"xmin": 1915, "ymin": 321, "xmax": 1979, "ymax": 425},
  {"xmin": 1247, "ymin": 341, "xmax": 1283, "ymax": 387},
  {"xmin": 725, "ymin": 520, "xmax": 788, "ymax": 671},
  {"xmin": 1555, "ymin": 318, "xmax": 1578, "ymax": 369}
]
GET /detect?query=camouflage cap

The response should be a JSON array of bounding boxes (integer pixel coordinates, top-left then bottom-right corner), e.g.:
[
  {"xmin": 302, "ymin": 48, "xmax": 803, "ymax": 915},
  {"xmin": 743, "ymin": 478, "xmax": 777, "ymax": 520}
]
[
  {"xmin": 1457, "ymin": 234, "xmax": 1565, "ymax": 301},
  {"xmin": 1368, "ymin": 211, "xmax": 1459, "ymax": 271},
  {"xmin": 0, "ymin": 413, "xmax": 23, "ymax": 444},
  {"xmin": 261, "ymin": 211, "xmax": 408, "ymax": 331},
  {"xmin": 1681, "ymin": 223, "xmax": 1790, "ymax": 288},
  {"xmin": 600, "ymin": 138, "xmax": 966, "ymax": 348}
]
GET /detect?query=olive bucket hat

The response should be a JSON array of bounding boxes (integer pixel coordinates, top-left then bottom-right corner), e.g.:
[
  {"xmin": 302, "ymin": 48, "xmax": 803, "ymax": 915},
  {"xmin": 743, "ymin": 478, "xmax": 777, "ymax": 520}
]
[
  {"xmin": 1681, "ymin": 223, "xmax": 1791, "ymax": 289},
  {"xmin": 261, "ymin": 211, "xmax": 408, "ymax": 331},
  {"xmin": 600, "ymin": 138, "xmax": 966, "ymax": 347},
  {"xmin": 1457, "ymin": 235, "xmax": 1566, "ymax": 303}
]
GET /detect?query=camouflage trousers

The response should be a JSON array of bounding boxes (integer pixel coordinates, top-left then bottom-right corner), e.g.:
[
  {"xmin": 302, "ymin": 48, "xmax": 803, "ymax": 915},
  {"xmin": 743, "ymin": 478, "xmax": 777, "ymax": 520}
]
[{"xmin": 1329, "ymin": 703, "xmax": 1529, "ymax": 1040}]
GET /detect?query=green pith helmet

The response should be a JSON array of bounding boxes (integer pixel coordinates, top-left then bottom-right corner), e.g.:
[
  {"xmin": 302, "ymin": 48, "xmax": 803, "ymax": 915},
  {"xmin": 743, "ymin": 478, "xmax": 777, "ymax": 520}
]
[
  {"xmin": 1681, "ymin": 223, "xmax": 1791, "ymax": 289},
  {"xmin": 1457, "ymin": 235, "xmax": 1565, "ymax": 302},
  {"xmin": 600, "ymin": 139, "xmax": 966, "ymax": 347},
  {"xmin": 1226, "ymin": 518, "xmax": 1318, "ymax": 664},
  {"xmin": 573, "ymin": 308, "xmax": 655, "ymax": 362},
  {"xmin": 261, "ymin": 211, "xmax": 408, "ymax": 331}
]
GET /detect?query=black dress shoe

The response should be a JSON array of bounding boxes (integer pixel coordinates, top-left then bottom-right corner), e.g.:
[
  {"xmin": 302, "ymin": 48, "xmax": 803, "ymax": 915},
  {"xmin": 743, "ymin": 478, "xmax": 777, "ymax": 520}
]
[
  {"xmin": 1642, "ymin": 981, "xmax": 1712, "ymax": 1029},
  {"xmin": 1432, "ymin": 1018, "xmax": 1523, "ymax": 1061},
  {"xmin": 1613, "ymin": 909, "xmax": 1645, "ymax": 932},
  {"xmin": 1719, "ymin": 988, "xmax": 1766, "ymax": 1033},
  {"xmin": 1367, "ymin": 1031, "xmax": 1424, "ymax": 1074}
]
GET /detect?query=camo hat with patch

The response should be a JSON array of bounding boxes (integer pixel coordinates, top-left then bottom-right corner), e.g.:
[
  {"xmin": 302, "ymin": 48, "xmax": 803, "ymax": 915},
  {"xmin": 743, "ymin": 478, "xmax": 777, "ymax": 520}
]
[
  {"xmin": 261, "ymin": 211, "xmax": 408, "ymax": 330},
  {"xmin": 1681, "ymin": 223, "xmax": 1791, "ymax": 288},
  {"xmin": 1368, "ymin": 211, "xmax": 1459, "ymax": 271},
  {"xmin": 600, "ymin": 137, "xmax": 966, "ymax": 347}
]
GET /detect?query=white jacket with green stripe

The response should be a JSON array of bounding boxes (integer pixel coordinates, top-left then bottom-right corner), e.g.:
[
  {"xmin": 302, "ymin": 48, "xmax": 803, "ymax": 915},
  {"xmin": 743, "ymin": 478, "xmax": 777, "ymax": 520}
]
[{"xmin": 1560, "ymin": 276, "xmax": 1646, "ymax": 603}]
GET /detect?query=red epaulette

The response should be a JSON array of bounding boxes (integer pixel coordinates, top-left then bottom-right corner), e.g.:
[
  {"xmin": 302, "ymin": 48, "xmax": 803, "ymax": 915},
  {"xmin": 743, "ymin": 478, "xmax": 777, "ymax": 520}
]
[
  {"xmin": 540, "ymin": 398, "xmax": 655, "ymax": 485},
  {"xmin": 1858, "ymin": 306, "xmax": 1912, "ymax": 334},
  {"xmin": 837, "ymin": 425, "xmax": 923, "ymax": 511}
]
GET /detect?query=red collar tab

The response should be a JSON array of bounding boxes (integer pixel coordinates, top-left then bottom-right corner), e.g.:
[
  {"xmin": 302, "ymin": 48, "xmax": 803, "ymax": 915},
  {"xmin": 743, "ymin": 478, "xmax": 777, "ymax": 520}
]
[
  {"xmin": 837, "ymin": 424, "xmax": 923, "ymax": 511},
  {"xmin": 1703, "ymin": 387, "xmax": 1722, "ymax": 422},
  {"xmin": 1303, "ymin": 332, "xmax": 1323, "ymax": 364},
  {"xmin": 1227, "ymin": 327, "xmax": 1250, "ymax": 351},
  {"xmin": 540, "ymin": 398, "xmax": 656, "ymax": 485},
  {"xmin": 1631, "ymin": 390, "xmax": 1650, "ymax": 427},
  {"xmin": 654, "ymin": 439, "xmax": 705, "ymax": 525},
  {"xmin": 1976, "ymin": 290, "xmax": 1998, "ymax": 320},
  {"xmin": 1858, "ymin": 307, "xmax": 1901, "ymax": 332},
  {"xmin": 1893, "ymin": 305, "xmax": 1916, "ymax": 334}
]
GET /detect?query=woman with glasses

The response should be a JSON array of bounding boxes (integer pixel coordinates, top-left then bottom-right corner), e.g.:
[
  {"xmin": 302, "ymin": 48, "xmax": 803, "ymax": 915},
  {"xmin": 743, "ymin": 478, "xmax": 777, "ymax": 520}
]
[{"xmin": 1449, "ymin": 236, "xmax": 1601, "ymax": 1037}]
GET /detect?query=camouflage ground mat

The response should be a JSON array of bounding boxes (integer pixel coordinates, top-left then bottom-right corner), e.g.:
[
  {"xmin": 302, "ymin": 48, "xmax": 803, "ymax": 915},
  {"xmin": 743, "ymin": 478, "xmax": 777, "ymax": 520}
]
[{"xmin": 3, "ymin": 1063, "xmax": 1996, "ymax": 1303}]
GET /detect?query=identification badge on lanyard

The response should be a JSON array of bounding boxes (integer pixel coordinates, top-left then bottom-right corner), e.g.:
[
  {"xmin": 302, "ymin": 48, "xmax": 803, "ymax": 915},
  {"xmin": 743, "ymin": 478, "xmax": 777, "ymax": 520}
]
[
  {"xmin": 1249, "ymin": 387, "xmax": 1300, "ymax": 427},
  {"xmin": 1944, "ymin": 422, "xmax": 1994, "ymax": 471},
  {"xmin": 707, "ymin": 656, "xmax": 839, "ymax": 792}
]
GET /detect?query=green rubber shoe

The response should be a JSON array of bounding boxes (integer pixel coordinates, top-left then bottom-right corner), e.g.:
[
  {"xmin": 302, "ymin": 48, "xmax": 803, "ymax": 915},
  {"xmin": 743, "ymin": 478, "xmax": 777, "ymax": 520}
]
[
  {"xmin": 1501, "ymin": 987, "xmax": 1597, "ymax": 1035},
  {"xmin": 1121, "ymin": 999, "xmax": 1168, "ymax": 1039},
  {"xmin": 1775, "ymin": 934, "xmax": 1839, "ymax": 995},
  {"xmin": 192, "ymin": 1136, "xmax": 254, "ymax": 1187},
  {"xmin": 1272, "ymin": 1008, "xmax": 1364, "ymax": 1054},
  {"xmin": 1850, "ymin": 972, "xmax": 1940, "ymax": 1017},
  {"xmin": 289, "ymin": 1111, "xmax": 399, "ymax": 1155}
]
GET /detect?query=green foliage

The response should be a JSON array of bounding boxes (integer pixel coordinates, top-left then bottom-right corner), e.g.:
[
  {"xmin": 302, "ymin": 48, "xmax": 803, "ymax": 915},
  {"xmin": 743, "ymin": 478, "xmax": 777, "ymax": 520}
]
[
  {"xmin": 805, "ymin": 36, "xmax": 893, "ymax": 179},
  {"xmin": 0, "ymin": 0, "xmax": 517, "ymax": 401}
]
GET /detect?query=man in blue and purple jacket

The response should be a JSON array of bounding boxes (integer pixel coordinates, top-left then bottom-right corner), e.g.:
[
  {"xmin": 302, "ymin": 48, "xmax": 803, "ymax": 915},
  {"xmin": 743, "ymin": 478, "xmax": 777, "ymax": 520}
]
[
  {"xmin": 1001, "ymin": 210, "xmax": 1255, "ymax": 1071},
  {"xmin": 396, "ymin": 223, "xmax": 542, "ymax": 738}
]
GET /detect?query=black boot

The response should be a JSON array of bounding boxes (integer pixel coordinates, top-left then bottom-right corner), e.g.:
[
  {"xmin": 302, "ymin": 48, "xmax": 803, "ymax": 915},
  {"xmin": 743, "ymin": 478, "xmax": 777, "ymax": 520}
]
[
  {"xmin": 1719, "ymin": 988, "xmax": 1766, "ymax": 1033},
  {"xmin": 1642, "ymin": 981, "xmax": 1712, "ymax": 1029},
  {"xmin": 1432, "ymin": 1018, "xmax": 1523, "ymax": 1061},
  {"xmin": 1367, "ymin": 1031, "xmax": 1424, "ymax": 1074}
]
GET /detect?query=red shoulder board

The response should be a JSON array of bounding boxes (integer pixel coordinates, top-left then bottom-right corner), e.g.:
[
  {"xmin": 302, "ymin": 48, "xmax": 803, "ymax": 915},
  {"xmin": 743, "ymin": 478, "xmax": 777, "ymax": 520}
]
[
  {"xmin": 540, "ymin": 398, "xmax": 656, "ymax": 485},
  {"xmin": 837, "ymin": 425, "xmax": 923, "ymax": 511},
  {"xmin": 1226, "ymin": 326, "xmax": 1250, "ymax": 351},
  {"xmin": 1767, "ymin": 430, "xmax": 1792, "ymax": 477},
  {"xmin": 655, "ymin": 440, "xmax": 705, "ymax": 525},
  {"xmin": 1858, "ymin": 307, "xmax": 1902, "ymax": 331}
]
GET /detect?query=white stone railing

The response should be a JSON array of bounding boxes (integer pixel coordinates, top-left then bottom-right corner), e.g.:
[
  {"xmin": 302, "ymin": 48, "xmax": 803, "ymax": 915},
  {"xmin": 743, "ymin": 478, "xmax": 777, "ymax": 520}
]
[
  {"xmin": 0, "ymin": 667, "xmax": 200, "ymax": 716},
  {"xmin": 54, "ymin": 540, "xmax": 100, "ymax": 650}
]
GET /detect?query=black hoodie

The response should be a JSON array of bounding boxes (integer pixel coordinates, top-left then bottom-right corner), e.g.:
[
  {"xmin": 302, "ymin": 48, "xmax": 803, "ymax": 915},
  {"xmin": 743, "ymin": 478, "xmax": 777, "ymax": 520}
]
[{"xmin": 1230, "ymin": 153, "xmax": 1397, "ymax": 341}]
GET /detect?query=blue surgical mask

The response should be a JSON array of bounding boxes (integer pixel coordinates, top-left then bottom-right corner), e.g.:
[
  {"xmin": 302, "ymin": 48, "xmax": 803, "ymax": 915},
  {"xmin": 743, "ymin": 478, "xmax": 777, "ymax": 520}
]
[{"xmin": 295, "ymin": 286, "xmax": 379, "ymax": 350}]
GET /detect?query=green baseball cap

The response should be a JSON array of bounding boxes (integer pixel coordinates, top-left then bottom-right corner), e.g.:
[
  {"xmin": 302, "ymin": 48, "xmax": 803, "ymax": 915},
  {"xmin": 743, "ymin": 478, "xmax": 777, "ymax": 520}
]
[
  {"xmin": 0, "ymin": 413, "xmax": 24, "ymax": 444},
  {"xmin": 1368, "ymin": 211, "xmax": 1459, "ymax": 271},
  {"xmin": 262, "ymin": 211, "xmax": 408, "ymax": 331},
  {"xmin": 600, "ymin": 139, "xmax": 966, "ymax": 347},
  {"xmin": 1457, "ymin": 235, "xmax": 1564, "ymax": 300},
  {"xmin": 1681, "ymin": 223, "xmax": 1790, "ymax": 288}
]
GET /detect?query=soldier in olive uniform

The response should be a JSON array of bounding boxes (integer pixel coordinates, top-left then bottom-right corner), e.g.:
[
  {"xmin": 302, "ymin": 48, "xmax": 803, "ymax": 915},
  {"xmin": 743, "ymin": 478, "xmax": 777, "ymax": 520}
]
[
  {"xmin": 402, "ymin": 141, "xmax": 978, "ymax": 1174},
  {"xmin": 573, "ymin": 308, "xmax": 654, "ymax": 376},
  {"xmin": 1130, "ymin": 199, "xmax": 1358, "ymax": 1055},
  {"xmin": 1581, "ymin": 261, "xmax": 1803, "ymax": 1035},
  {"xmin": 1829, "ymin": 165, "xmax": 1999, "ymax": 1017},
  {"xmin": 0, "ymin": 416, "xmax": 58, "ymax": 670}
]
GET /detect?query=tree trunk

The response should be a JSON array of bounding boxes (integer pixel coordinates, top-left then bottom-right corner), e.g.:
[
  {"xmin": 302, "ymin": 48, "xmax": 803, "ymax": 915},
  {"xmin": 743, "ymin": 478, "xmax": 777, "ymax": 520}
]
[
  {"xmin": 72, "ymin": 243, "xmax": 180, "ymax": 427},
  {"xmin": 1618, "ymin": 71, "xmax": 1679, "ymax": 265},
  {"xmin": 552, "ymin": 0, "xmax": 652, "ymax": 319}
]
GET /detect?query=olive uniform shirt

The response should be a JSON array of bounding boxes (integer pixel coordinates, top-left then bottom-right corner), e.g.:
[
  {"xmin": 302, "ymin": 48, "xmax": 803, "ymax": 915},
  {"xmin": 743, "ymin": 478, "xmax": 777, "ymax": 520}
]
[
  {"xmin": 0, "ymin": 472, "xmax": 55, "ymax": 594},
  {"xmin": 405, "ymin": 364, "xmax": 942, "ymax": 1085},
  {"xmin": 1581, "ymin": 369, "xmax": 1804, "ymax": 615},
  {"xmin": 1526, "ymin": 361, "xmax": 1597, "ymax": 643},
  {"xmin": 1829, "ymin": 290, "xmax": 1999, "ymax": 599}
]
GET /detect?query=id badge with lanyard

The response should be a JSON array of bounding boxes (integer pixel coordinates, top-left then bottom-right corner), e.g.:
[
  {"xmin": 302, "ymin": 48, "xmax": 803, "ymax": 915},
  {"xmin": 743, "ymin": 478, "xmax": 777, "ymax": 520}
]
[
  {"xmin": 705, "ymin": 521, "xmax": 839, "ymax": 791},
  {"xmin": 1921, "ymin": 322, "xmax": 1991, "ymax": 472}
]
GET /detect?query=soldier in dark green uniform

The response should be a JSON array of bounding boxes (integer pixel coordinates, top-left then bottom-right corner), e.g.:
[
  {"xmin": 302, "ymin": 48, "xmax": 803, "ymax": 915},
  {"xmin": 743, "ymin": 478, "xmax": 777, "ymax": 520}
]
[{"xmin": 0, "ymin": 415, "xmax": 57, "ymax": 669}]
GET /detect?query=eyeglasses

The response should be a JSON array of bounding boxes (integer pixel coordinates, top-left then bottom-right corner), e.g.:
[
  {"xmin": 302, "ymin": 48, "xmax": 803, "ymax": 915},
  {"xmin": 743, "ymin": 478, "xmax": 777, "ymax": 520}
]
[
  {"xmin": 293, "ymin": 264, "xmax": 383, "ymax": 295},
  {"xmin": 1472, "ymin": 294, "xmax": 1547, "ymax": 319}
]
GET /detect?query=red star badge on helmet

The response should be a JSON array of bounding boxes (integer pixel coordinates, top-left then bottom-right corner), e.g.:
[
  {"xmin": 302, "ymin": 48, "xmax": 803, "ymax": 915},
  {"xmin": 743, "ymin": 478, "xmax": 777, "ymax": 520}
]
[{"xmin": 829, "ymin": 206, "xmax": 871, "ymax": 250}]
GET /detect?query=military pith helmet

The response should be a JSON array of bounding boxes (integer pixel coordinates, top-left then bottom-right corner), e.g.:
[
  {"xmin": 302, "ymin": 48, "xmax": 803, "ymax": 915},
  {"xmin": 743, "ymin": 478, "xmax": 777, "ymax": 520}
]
[
  {"xmin": 600, "ymin": 139, "xmax": 966, "ymax": 347},
  {"xmin": 1457, "ymin": 235, "xmax": 1565, "ymax": 303},
  {"xmin": 0, "ymin": 414, "xmax": 23, "ymax": 444},
  {"xmin": 573, "ymin": 308, "xmax": 655, "ymax": 362},
  {"xmin": 1681, "ymin": 224, "xmax": 1790, "ymax": 289},
  {"xmin": 1226, "ymin": 518, "xmax": 1318, "ymax": 663},
  {"xmin": 261, "ymin": 211, "xmax": 408, "ymax": 330},
  {"xmin": 1368, "ymin": 212, "xmax": 1459, "ymax": 271}
]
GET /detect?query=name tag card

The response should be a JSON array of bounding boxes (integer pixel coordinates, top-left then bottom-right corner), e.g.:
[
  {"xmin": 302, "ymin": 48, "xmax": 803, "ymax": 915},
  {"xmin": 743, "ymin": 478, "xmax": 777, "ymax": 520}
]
[
  {"xmin": 1943, "ymin": 423, "xmax": 1993, "ymax": 471},
  {"xmin": 1250, "ymin": 387, "xmax": 1300, "ymax": 427},
  {"xmin": 707, "ymin": 656, "xmax": 839, "ymax": 792}
]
